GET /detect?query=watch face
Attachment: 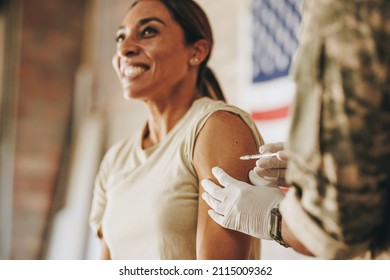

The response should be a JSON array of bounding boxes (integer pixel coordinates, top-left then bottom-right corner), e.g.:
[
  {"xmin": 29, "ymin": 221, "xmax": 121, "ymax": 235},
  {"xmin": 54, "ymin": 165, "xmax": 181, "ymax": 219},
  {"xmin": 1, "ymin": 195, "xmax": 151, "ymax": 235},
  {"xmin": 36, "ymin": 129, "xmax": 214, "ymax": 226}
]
[
  {"xmin": 269, "ymin": 208, "xmax": 280, "ymax": 239},
  {"xmin": 269, "ymin": 207, "xmax": 290, "ymax": 248}
]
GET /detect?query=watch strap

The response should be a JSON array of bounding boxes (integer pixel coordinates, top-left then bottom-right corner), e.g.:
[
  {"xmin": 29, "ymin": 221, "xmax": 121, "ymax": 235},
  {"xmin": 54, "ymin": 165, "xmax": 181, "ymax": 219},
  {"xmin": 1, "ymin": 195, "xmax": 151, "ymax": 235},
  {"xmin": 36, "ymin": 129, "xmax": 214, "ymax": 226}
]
[{"xmin": 270, "ymin": 205, "xmax": 290, "ymax": 248}]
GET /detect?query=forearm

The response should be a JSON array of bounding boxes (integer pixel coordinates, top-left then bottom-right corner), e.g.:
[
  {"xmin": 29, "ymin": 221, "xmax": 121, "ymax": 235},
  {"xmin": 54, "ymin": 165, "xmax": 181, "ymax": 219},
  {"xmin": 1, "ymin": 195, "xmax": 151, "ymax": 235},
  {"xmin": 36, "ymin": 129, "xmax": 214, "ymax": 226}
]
[
  {"xmin": 281, "ymin": 219, "xmax": 314, "ymax": 256},
  {"xmin": 280, "ymin": 189, "xmax": 375, "ymax": 259}
]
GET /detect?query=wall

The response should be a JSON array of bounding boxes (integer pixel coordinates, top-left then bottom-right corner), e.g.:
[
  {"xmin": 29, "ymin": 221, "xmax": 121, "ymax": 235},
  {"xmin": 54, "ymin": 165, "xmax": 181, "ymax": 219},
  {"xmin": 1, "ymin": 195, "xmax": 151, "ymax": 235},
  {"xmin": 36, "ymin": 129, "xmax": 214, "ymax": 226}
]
[
  {"xmin": 0, "ymin": 0, "xmax": 11, "ymax": 260},
  {"xmin": 2, "ymin": 0, "xmax": 87, "ymax": 259}
]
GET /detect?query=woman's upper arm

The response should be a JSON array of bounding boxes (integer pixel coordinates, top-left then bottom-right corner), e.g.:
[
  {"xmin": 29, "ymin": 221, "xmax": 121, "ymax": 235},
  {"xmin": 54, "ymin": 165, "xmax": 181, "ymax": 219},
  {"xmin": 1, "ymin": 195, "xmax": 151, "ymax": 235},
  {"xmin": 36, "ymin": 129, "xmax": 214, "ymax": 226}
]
[{"xmin": 193, "ymin": 111, "xmax": 260, "ymax": 259}]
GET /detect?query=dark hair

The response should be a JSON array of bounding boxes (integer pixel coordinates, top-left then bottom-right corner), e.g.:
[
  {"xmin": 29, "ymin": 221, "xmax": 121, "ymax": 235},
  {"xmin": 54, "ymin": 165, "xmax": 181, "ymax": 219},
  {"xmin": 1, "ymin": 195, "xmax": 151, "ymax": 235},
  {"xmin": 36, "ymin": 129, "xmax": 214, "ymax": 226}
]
[{"xmin": 131, "ymin": 0, "xmax": 225, "ymax": 102}]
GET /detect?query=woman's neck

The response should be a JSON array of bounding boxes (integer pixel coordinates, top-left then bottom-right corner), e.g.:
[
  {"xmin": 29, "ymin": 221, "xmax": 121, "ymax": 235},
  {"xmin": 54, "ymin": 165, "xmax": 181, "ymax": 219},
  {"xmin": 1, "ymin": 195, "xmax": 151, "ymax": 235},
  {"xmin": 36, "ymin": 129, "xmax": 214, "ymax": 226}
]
[{"xmin": 142, "ymin": 90, "xmax": 202, "ymax": 148}]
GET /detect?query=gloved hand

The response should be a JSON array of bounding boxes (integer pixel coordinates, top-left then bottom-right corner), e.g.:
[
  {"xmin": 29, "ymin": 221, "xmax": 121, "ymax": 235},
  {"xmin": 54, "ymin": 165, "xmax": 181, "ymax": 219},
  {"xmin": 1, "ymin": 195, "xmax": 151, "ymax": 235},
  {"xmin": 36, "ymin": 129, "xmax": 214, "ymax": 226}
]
[
  {"xmin": 201, "ymin": 167, "xmax": 285, "ymax": 239},
  {"xmin": 254, "ymin": 142, "xmax": 289, "ymax": 187}
]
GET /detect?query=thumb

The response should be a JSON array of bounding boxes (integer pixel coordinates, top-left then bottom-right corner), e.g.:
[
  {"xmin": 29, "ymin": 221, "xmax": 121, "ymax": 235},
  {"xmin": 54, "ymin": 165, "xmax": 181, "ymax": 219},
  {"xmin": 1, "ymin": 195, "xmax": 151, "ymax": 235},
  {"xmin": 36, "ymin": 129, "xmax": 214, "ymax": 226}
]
[
  {"xmin": 259, "ymin": 142, "xmax": 285, "ymax": 154},
  {"xmin": 249, "ymin": 170, "xmax": 279, "ymax": 188},
  {"xmin": 211, "ymin": 167, "xmax": 241, "ymax": 188}
]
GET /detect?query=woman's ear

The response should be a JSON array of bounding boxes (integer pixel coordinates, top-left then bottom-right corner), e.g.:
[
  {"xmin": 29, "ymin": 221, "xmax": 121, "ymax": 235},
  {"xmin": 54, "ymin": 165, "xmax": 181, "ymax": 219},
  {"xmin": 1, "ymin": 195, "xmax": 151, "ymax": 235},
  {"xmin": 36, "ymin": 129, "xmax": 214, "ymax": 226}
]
[{"xmin": 189, "ymin": 39, "xmax": 210, "ymax": 66}]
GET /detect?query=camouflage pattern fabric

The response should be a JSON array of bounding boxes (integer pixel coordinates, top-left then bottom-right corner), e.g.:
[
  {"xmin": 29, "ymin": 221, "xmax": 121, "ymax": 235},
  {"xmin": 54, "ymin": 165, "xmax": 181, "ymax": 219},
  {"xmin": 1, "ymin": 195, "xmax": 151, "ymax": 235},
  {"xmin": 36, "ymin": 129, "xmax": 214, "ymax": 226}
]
[{"xmin": 284, "ymin": 0, "xmax": 390, "ymax": 259}]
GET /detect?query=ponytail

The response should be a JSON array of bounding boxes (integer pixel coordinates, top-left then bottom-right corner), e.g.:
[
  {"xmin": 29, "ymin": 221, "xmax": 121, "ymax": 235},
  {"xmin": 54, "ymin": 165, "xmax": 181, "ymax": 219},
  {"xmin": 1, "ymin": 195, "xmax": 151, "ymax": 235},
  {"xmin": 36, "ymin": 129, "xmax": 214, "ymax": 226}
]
[{"xmin": 199, "ymin": 67, "xmax": 226, "ymax": 102}]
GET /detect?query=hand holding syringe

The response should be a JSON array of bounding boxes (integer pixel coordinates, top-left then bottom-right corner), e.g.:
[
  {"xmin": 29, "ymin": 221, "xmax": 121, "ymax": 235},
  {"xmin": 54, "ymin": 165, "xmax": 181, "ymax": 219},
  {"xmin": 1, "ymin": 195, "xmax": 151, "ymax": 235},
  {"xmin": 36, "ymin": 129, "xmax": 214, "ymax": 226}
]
[{"xmin": 240, "ymin": 143, "xmax": 288, "ymax": 187}]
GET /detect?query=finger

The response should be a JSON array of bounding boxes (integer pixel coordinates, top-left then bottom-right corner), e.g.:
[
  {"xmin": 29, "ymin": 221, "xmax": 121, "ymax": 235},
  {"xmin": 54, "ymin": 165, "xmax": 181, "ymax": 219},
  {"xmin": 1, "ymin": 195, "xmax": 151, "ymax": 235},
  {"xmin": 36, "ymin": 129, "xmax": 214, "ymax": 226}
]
[
  {"xmin": 253, "ymin": 167, "xmax": 287, "ymax": 187},
  {"xmin": 259, "ymin": 142, "xmax": 284, "ymax": 154},
  {"xmin": 201, "ymin": 179, "xmax": 226, "ymax": 201},
  {"xmin": 201, "ymin": 192, "xmax": 222, "ymax": 212},
  {"xmin": 249, "ymin": 170, "xmax": 279, "ymax": 188},
  {"xmin": 211, "ymin": 167, "xmax": 241, "ymax": 188},
  {"xmin": 276, "ymin": 150, "xmax": 290, "ymax": 161},
  {"xmin": 208, "ymin": 209, "xmax": 226, "ymax": 227},
  {"xmin": 253, "ymin": 166, "xmax": 286, "ymax": 180},
  {"xmin": 256, "ymin": 155, "xmax": 287, "ymax": 169}
]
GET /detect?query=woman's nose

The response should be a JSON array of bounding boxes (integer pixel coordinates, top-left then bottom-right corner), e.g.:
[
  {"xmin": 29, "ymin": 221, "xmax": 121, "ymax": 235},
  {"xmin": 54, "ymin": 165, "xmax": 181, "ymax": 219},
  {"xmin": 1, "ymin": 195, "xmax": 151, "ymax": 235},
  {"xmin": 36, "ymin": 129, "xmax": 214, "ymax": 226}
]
[{"xmin": 117, "ymin": 35, "xmax": 140, "ymax": 58}]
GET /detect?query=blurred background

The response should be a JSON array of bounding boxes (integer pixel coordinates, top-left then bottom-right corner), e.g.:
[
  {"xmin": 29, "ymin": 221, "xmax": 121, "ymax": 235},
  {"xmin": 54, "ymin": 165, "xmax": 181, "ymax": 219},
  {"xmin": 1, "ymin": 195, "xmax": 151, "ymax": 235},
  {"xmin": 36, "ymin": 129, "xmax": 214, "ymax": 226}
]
[{"xmin": 0, "ymin": 0, "xmax": 313, "ymax": 260}]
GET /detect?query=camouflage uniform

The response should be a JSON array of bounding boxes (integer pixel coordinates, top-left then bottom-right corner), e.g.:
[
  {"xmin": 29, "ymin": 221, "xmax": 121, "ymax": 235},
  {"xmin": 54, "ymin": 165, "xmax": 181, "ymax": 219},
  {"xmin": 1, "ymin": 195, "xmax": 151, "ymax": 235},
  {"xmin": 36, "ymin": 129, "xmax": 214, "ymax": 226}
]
[{"xmin": 280, "ymin": 0, "xmax": 390, "ymax": 259}]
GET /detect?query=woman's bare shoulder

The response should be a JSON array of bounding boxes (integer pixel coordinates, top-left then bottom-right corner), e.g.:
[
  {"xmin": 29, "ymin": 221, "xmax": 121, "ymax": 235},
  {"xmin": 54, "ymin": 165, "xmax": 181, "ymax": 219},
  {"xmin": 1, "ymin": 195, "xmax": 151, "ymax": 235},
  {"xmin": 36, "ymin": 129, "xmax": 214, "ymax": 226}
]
[{"xmin": 194, "ymin": 110, "xmax": 258, "ymax": 182}]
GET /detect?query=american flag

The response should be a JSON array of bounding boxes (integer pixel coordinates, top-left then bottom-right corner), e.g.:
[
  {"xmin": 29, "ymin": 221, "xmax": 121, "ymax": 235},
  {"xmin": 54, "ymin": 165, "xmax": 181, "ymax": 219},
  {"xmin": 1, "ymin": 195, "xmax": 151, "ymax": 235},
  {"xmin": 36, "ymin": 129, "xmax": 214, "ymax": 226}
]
[{"xmin": 251, "ymin": 0, "xmax": 302, "ymax": 83}]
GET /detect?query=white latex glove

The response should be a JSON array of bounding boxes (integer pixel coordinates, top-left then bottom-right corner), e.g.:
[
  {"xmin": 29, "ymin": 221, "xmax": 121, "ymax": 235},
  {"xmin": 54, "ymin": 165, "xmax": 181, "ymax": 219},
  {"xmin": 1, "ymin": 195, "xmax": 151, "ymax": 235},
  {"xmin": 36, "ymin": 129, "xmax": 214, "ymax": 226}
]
[
  {"xmin": 201, "ymin": 167, "xmax": 285, "ymax": 239},
  {"xmin": 254, "ymin": 142, "xmax": 289, "ymax": 187}
]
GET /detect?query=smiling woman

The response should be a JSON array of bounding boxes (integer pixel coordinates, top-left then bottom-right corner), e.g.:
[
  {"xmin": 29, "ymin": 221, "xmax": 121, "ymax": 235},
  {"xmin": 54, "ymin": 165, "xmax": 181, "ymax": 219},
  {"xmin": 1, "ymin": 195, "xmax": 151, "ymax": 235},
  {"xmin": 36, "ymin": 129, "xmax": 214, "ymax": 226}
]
[{"xmin": 89, "ymin": 0, "xmax": 265, "ymax": 260}]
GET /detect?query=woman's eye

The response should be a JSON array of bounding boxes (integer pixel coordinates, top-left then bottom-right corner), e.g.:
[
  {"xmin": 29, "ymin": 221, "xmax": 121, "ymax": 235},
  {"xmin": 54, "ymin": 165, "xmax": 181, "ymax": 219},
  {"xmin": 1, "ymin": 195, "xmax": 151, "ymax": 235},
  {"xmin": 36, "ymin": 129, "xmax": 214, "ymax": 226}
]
[
  {"xmin": 115, "ymin": 33, "xmax": 126, "ymax": 43},
  {"xmin": 141, "ymin": 26, "xmax": 158, "ymax": 37}
]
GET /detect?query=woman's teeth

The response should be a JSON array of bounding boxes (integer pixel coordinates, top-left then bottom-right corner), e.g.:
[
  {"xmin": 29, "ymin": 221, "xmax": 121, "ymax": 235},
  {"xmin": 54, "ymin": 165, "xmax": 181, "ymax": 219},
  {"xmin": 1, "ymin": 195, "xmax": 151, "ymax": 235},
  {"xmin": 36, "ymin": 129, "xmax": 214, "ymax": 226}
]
[{"xmin": 124, "ymin": 66, "xmax": 146, "ymax": 77}]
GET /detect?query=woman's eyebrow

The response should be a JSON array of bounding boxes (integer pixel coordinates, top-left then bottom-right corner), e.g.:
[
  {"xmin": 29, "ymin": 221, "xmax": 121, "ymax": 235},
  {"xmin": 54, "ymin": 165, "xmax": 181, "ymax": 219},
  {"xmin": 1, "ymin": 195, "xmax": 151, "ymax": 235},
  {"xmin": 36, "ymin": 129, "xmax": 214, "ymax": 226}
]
[
  {"xmin": 138, "ymin": 17, "xmax": 166, "ymax": 26},
  {"xmin": 115, "ymin": 17, "xmax": 166, "ymax": 33}
]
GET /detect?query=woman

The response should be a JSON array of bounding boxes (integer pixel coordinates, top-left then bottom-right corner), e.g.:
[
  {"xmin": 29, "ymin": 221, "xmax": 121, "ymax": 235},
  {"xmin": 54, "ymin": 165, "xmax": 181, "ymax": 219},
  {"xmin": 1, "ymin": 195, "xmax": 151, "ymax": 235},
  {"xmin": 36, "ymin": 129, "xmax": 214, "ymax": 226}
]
[{"xmin": 89, "ymin": 0, "xmax": 264, "ymax": 260}]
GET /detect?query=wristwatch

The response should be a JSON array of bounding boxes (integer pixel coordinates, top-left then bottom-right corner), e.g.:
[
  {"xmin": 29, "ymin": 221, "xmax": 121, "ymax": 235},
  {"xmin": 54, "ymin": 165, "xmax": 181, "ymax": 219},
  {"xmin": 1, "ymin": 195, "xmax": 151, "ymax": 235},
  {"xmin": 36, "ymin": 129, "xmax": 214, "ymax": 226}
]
[{"xmin": 270, "ymin": 205, "xmax": 290, "ymax": 248}]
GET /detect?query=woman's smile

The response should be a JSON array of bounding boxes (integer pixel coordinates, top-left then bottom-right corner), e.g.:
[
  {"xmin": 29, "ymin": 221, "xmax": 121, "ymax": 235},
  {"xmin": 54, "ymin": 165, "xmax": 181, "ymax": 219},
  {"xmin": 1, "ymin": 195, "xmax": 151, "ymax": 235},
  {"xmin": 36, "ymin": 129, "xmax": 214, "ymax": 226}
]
[{"xmin": 122, "ymin": 64, "xmax": 150, "ymax": 79}]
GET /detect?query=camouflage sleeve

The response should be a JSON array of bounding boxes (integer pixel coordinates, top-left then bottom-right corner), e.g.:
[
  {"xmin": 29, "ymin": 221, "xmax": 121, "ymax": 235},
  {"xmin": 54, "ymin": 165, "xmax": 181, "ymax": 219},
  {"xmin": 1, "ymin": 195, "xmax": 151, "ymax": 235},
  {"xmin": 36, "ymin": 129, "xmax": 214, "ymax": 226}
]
[{"xmin": 281, "ymin": 0, "xmax": 390, "ymax": 259}]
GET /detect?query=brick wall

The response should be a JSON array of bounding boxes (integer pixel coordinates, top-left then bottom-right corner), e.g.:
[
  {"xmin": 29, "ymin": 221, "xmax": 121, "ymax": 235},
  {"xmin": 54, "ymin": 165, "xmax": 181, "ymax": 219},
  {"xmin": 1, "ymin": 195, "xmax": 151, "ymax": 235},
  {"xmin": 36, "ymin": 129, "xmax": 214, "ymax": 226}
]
[{"xmin": 10, "ymin": 0, "xmax": 86, "ymax": 259}]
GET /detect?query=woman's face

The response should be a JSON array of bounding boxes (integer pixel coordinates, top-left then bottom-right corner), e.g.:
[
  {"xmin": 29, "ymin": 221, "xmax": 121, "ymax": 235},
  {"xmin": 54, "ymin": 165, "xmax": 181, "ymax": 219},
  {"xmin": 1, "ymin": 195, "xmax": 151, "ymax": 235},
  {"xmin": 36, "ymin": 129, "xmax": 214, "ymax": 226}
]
[{"xmin": 113, "ymin": 0, "xmax": 195, "ymax": 100}]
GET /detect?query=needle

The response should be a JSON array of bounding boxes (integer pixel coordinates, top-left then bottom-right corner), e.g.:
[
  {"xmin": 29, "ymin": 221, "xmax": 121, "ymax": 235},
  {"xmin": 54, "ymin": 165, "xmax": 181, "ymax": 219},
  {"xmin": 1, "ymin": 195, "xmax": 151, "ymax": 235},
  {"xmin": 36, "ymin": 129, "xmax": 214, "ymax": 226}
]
[{"xmin": 239, "ymin": 152, "xmax": 278, "ymax": 160}]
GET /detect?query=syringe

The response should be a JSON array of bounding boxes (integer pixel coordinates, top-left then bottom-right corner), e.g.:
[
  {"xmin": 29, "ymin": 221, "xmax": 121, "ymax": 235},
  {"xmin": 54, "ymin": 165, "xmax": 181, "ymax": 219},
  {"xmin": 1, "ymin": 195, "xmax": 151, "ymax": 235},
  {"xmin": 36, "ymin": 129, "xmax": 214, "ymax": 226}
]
[{"xmin": 239, "ymin": 152, "xmax": 277, "ymax": 160}]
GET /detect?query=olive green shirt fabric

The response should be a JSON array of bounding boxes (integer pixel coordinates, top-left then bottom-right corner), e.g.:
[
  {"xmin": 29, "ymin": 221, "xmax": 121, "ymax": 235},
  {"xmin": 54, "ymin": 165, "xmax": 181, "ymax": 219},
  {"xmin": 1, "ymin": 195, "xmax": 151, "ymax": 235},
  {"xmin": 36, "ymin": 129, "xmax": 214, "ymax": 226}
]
[{"xmin": 281, "ymin": 0, "xmax": 390, "ymax": 259}]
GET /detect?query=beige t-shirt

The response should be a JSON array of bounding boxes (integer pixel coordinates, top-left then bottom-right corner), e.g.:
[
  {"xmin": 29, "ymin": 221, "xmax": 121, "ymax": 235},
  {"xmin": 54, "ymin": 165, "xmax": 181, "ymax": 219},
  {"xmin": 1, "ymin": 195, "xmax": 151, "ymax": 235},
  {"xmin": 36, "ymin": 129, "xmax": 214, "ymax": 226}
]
[{"xmin": 89, "ymin": 97, "xmax": 263, "ymax": 259}]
